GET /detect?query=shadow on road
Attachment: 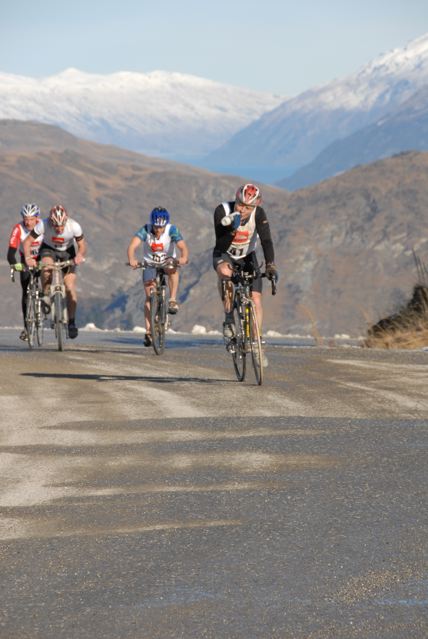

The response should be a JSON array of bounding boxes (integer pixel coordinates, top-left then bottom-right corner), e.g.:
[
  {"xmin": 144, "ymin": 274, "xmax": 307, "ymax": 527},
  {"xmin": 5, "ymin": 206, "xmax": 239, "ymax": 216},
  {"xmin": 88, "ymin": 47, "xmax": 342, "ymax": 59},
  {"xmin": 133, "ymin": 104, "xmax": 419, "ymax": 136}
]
[{"xmin": 21, "ymin": 372, "xmax": 231, "ymax": 384}]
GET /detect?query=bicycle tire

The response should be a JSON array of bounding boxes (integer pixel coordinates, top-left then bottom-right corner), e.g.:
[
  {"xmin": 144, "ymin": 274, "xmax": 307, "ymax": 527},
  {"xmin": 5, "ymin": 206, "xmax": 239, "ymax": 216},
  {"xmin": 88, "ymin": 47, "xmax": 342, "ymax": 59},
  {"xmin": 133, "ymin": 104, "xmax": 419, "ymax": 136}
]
[
  {"xmin": 248, "ymin": 302, "xmax": 264, "ymax": 385},
  {"xmin": 54, "ymin": 292, "xmax": 64, "ymax": 351},
  {"xmin": 150, "ymin": 290, "xmax": 165, "ymax": 355},
  {"xmin": 25, "ymin": 292, "xmax": 36, "ymax": 349},
  {"xmin": 231, "ymin": 304, "xmax": 246, "ymax": 382},
  {"xmin": 35, "ymin": 293, "xmax": 44, "ymax": 347}
]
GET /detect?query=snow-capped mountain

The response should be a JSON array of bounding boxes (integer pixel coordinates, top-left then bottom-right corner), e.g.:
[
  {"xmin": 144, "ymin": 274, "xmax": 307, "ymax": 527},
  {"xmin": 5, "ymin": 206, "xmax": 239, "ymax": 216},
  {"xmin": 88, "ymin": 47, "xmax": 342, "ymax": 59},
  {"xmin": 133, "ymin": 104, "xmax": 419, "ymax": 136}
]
[
  {"xmin": 205, "ymin": 33, "xmax": 428, "ymax": 181},
  {"xmin": 279, "ymin": 83, "xmax": 428, "ymax": 190},
  {"xmin": 0, "ymin": 68, "xmax": 283, "ymax": 161}
]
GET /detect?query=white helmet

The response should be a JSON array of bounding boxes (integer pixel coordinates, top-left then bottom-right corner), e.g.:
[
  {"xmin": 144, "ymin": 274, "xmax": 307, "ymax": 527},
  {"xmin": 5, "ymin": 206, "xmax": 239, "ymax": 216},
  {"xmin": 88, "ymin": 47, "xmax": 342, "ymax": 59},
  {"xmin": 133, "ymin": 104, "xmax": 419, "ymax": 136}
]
[
  {"xmin": 20, "ymin": 203, "xmax": 40, "ymax": 218},
  {"xmin": 49, "ymin": 204, "xmax": 68, "ymax": 226},
  {"xmin": 235, "ymin": 184, "xmax": 261, "ymax": 206}
]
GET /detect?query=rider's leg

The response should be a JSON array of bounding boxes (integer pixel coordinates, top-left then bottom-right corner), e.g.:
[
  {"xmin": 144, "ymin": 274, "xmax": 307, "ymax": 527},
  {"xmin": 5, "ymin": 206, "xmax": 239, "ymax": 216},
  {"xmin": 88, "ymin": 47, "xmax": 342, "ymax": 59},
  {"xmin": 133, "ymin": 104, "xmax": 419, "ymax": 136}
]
[
  {"xmin": 216, "ymin": 262, "xmax": 234, "ymax": 313},
  {"xmin": 41, "ymin": 256, "xmax": 54, "ymax": 296},
  {"xmin": 251, "ymin": 291, "xmax": 263, "ymax": 333},
  {"xmin": 143, "ymin": 280, "xmax": 154, "ymax": 333},
  {"xmin": 64, "ymin": 272, "xmax": 77, "ymax": 321}
]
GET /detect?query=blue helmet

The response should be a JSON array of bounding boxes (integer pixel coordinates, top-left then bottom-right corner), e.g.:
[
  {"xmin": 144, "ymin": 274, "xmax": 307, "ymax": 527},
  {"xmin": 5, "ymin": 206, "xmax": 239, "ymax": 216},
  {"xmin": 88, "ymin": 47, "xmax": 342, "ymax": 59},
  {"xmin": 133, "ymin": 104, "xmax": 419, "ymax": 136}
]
[{"xmin": 150, "ymin": 207, "xmax": 170, "ymax": 228}]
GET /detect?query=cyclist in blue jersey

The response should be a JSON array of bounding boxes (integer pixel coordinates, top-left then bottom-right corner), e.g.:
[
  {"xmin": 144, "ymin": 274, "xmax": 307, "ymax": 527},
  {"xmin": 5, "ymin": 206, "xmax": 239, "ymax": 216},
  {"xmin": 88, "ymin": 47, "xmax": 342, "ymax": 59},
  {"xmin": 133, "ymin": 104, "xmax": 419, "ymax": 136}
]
[{"xmin": 127, "ymin": 207, "xmax": 189, "ymax": 346}]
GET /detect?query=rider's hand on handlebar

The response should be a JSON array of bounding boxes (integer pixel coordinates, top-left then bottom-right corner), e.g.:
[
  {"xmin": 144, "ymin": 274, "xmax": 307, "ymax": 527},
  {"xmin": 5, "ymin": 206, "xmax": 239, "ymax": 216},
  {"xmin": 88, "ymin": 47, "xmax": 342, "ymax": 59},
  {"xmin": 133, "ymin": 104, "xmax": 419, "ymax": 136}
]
[
  {"xmin": 13, "ymin": 263, "xmax": 24, "ymax": 272},
  {"xmin": 178, "ymin": 256, "xmax": 188, "ymax": 266},
  {"xmin": 128, "ymin": 258, "xmax": 140, "ymax": 269},
  {"xmin": 25, "ymin": 256, "xmax": 37, "ymax": 268},
  {"xmin": 266, "ymin": 263, "xmax": 279, "ymax": 283},
  {"xmin": 74, "ymin": 254, "xmax": 86, "ymax": 265}
]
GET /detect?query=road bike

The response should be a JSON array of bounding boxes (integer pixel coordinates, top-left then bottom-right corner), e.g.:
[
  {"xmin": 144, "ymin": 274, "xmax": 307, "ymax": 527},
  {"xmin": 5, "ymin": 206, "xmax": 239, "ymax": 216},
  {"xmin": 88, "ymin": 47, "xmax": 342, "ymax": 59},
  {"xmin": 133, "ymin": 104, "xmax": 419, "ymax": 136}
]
[
  {"xmin": 42, "ymin": 259, "xmax": 75, "ymax": 351},
  {"xmin": 128, "ymin": 258, "xmax": 178, "ymax": 355},
  {"xmin": 224, "ymin": 263, "xmax": 277, "ymax": 386},
  {"xmin": 24, "ymin": 266, "xmax": 44, "ymax": 349}
]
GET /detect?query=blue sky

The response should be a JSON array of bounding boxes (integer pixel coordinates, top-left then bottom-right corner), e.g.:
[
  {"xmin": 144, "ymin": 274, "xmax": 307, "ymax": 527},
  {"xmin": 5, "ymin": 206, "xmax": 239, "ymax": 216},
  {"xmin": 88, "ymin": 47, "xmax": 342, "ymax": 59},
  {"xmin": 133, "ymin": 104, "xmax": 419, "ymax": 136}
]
[{"xmin": 1, "ymin": 0, "xmax": 427, "ymax": 96}]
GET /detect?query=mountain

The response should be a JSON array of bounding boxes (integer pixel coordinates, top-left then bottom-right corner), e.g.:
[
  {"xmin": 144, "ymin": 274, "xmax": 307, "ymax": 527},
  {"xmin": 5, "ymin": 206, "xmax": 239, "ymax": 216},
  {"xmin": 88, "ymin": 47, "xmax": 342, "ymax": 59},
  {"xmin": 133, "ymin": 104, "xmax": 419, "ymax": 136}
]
[
  {"xmin": 1, "ymin": 120, "xmax": 427, "ymax": 337},
  {"xmin": 279, "ymin": 84, "xmax": 428, "ymax": 190},
  {"xmin": 0, "ymin": 69, "xmax": 283, "ymax": 161},
  {"xmin": 204, "ymin": 33, "xmax": 428, "ymax": 182}
]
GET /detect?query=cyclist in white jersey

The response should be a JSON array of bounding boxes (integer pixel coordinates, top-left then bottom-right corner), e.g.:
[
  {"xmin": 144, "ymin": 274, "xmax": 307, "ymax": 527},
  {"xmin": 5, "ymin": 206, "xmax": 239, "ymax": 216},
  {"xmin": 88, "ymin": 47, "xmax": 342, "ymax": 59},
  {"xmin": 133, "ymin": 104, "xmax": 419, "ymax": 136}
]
[
  {"xmin": 127, "ymin": 207, "xmax": 189, "ymax": 346},
  {"xmin": 7, "ymin": 203, "xmax": 44, "ymax": 341},
  {"xmin": 213, "ymin": 184, "xmax": 278, "ymax": 364},
  {"xmin": 23, "ymin": 204, "xmax": 87, "ymax": 339}
]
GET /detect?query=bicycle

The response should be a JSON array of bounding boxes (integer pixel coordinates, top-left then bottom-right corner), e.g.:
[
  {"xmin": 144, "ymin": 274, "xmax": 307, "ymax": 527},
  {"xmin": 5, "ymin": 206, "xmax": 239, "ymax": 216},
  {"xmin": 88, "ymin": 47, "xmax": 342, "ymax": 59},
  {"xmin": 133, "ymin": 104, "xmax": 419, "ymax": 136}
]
[
  {"xmin": 41, "ymin": 259, "xmax": 75, "ymax": 351},
  {"xmin": 128, "ymin": 258, "xmax": 178, "ymax": 355},
  {"xmin": 24, "ymin": 266, "xmax": 44, "ymax": 349},
  {"xmin": 224, "ymin": 263, "xmax": 277, "ymax": 386}
]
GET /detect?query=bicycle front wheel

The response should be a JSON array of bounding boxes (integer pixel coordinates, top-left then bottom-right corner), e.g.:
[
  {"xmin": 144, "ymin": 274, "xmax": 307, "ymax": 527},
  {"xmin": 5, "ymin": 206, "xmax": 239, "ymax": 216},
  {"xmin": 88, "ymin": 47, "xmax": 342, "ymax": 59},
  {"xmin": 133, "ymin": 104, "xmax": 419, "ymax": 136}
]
[
  {"xmin": 25, "ymin": 293, "xmax": 36, "ymax": 350},
  {"xmin": 35, "ymin": 295, "xmax": 44, "ymax": 347},
  {"xmin": 150, "ymin": 291, "xmax": 165, "ymax": 355},
  {"xmin": 247, "ymin": 302, "xmax": 264, "ymax": 385},
  {"xmin": 53, "ymin": 292, "xmax": 64, "ymax": 351},
  {"xmin": 231, "ymin": 305, "xmax": 246, "ymax": 382}
]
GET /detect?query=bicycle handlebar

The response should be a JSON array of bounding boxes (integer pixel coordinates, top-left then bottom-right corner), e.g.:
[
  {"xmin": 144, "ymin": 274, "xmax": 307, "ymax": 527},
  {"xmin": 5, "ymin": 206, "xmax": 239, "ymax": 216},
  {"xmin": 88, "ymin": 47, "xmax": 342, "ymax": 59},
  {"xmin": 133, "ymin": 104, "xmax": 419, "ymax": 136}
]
[
  {"xmin": 231, "ymin": 263, "xmax": 277, "ymax": 296},
  {"xmin": 126, "ymin": 258, "xmax": 180, "ymax": 270}
]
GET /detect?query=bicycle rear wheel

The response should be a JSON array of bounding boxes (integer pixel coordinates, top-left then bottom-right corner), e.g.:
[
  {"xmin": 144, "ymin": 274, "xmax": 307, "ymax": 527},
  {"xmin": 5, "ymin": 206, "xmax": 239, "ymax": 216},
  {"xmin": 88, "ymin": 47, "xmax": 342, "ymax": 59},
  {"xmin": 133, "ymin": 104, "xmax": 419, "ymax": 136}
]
[
  {"xmin": 53, "ymin": 292, "xmax": 64, "ymax": 351},
  {"xmin": 25, "ymin": 293, "xmax": 36, "ymax": 350},
  {"xmin": 150, "ymin": 291, "xmax": 166, "ymax": 355},
  {"xmin": 247, "ymin": 302, "xmax": 263, "ymax": 385},
  {"xmin": 230, "ymin": 305, "xmax": 246, "ymax": 382}
]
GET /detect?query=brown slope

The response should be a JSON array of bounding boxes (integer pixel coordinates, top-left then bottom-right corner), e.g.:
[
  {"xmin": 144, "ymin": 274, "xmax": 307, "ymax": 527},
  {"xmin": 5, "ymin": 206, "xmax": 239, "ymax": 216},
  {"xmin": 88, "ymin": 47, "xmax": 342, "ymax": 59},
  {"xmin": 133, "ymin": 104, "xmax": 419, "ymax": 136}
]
[{"xmin": 1, "ymin": 121, "xmax": 427, "ymax": 337}]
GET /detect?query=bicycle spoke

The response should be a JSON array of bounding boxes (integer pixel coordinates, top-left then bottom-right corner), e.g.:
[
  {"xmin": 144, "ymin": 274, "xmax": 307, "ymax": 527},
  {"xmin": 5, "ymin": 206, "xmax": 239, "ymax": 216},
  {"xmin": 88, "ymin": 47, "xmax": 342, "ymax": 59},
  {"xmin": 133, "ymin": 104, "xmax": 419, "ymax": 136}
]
[
  {"xmin": 25, "ymin": 293, "xmax": 36, "ymax": 349},
  {"xmin": 230, "ymin": 305, "xmax": 246, "ymax": 381},
  {"xmin": 150, "ymin": 291, "xmax": 165, "ymax": 355},
  {"xmin": 54, "ymin": 292, "xmax": 64, "ymax": 351},
  {"xmin": 248, "ymin": 302, "xmax": 264, "ymax": 385}
]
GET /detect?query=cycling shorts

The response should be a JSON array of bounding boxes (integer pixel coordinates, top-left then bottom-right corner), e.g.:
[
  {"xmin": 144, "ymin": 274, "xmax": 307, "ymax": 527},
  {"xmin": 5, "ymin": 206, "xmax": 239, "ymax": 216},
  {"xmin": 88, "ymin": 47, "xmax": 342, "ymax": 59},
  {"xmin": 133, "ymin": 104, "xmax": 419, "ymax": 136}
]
[
  {"xmin": 39, "ymin": 243, "xmax": 77, "ymax": 274},
  {"xmin": 212, "ymin": 250, "xmax": 262, "ymax": 293}
]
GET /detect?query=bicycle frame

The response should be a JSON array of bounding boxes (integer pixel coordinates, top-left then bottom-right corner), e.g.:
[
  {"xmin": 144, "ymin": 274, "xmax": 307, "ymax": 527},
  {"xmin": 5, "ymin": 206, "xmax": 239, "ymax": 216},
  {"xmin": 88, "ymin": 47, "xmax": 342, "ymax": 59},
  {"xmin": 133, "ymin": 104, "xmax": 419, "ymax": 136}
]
[
  {"xmin": 225, "ymin": 263, "xmax": 276, "ymax": 385},
  {"xmin": 129, "ymin": 259, "xmax": 178, "ymax": 355},
  {"xmin": 41, "ymin": 259, "xmax": 74, "ymax": 351},
  {"xmin": 25, "ymin": 267, "xmax": 44, "ymax": 349}
]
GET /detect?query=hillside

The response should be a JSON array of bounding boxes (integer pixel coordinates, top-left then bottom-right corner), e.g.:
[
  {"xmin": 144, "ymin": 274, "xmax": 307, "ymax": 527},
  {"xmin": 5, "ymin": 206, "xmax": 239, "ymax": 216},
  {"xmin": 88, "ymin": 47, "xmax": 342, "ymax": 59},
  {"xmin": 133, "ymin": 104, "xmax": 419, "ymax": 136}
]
[{"xmin": 1, "ymin": 121, "xmax": 427, "ymax": 337}]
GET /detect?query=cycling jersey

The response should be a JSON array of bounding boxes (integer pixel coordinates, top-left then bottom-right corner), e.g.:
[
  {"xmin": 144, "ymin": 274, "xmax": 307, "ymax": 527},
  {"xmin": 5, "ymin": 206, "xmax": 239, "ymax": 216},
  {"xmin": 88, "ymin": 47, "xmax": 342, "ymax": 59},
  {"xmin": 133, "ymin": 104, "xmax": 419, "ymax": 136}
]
[
  {"xmin": 213, "ymin": 201, "xmax": 274, "ymax": 264},
  {"xmin": 8, "ymin": 222, "xmax": 43, "ymax": 262},
  {"xmin": 135, "ymin": 223, "xmax": 183, "ymax": 265},
  {"xmin": 32, "ymin": 218, "xmax": 83, "ymax": 252}
]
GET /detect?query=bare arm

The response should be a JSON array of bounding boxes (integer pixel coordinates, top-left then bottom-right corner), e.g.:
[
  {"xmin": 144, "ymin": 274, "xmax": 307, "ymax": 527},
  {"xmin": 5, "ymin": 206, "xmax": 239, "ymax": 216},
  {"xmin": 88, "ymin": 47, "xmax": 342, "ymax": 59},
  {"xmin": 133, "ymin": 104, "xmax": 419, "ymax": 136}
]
[
  {"xmin": 176, "ymin": 239, "xmax": 189, "ymax": 265},
  {"xmin": 127, "ymin": 236, "xmax": 142, "ymax": 268},
  {"xmin": 23, "ymin": 232, "xmax": 37, "ymax": 266},
  {"xmin": 74, "ymin": 236, "xmax": 87, "ymax": 264}
]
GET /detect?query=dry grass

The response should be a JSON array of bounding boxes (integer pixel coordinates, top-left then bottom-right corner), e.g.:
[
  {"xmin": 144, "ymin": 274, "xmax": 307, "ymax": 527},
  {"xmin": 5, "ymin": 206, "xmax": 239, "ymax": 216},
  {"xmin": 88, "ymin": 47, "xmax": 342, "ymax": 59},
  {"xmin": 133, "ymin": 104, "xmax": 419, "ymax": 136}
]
[{"xmin": 365, "ymin": 284, "xmax": 428, "ymax": 349}]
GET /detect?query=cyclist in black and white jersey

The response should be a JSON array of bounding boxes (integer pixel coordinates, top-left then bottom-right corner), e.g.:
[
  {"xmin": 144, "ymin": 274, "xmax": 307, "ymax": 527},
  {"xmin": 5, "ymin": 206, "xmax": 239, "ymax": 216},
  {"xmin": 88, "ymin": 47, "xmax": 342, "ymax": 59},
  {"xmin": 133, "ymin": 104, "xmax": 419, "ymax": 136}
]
[
  {"xmin": 213, "ymin": 184, "xmax": 278, "ymax": 345},
  {"xmin": 23, "ymin": 204, "xmax": 87, "ymax": 339}
]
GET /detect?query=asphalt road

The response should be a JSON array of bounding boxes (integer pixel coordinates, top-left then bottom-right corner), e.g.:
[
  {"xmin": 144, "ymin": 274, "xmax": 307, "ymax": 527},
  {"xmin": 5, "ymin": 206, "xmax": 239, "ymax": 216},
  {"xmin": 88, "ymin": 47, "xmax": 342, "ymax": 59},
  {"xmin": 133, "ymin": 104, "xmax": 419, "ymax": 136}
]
[{"xmin": 0, "ymin": 329, "xmax": 427, "ymax": 638}]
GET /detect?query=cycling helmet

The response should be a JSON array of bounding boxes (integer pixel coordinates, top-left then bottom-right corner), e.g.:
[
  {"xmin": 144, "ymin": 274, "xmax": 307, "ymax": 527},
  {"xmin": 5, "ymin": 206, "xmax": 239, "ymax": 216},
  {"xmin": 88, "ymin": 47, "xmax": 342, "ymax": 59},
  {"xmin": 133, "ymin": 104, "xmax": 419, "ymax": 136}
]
[
  {"xmin": 49, "ymin": 204, "xmax": 68, "ymax": 226},
  {"xmin": 20, "ymin": 203, "xmax": 40, "ymax": 218},
  {"xmin": 150, "ymin": 207, "xmax": 170, "ymax": 227},
  {"xmin": 235, "ymin": 183, "xmax": 261, "ymax": 206}
]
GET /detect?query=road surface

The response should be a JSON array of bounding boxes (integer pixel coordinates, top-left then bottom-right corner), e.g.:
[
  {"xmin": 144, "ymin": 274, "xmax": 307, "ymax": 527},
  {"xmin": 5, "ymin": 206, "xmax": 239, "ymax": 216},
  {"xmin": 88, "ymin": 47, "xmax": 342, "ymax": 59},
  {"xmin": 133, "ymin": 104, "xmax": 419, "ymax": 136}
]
[{"xmin": 0, "ymin": 329, "xmax": 427, "ymax": 638}]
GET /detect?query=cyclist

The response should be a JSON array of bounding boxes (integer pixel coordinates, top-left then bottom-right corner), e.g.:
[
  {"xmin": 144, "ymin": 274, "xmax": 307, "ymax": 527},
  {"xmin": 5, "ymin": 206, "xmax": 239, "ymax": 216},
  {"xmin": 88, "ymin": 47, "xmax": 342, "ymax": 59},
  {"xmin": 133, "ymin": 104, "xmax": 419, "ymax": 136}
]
[
  {"xmin": 127, "ymin": 206, "xmax": 189, "ymax": 346},
  {"xmin": 213, "ymin": 184, "xmax": 278, "ymax": 360},
  {"xmin": 7, "ymin": 203, "xmax": 44, "ymax": 341},
  {"xmin": 23, "ymin": 204, "xmax": 87, "ymax": 339}
]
